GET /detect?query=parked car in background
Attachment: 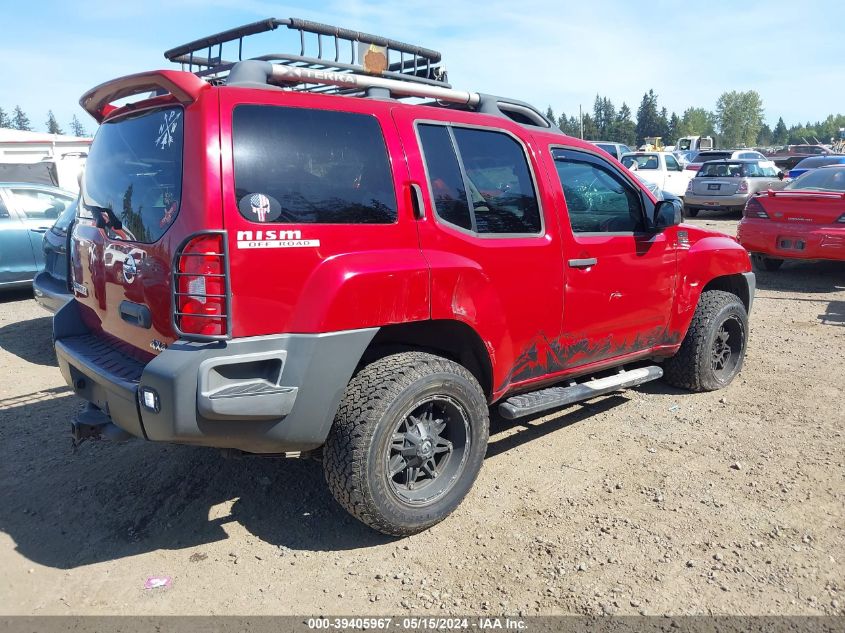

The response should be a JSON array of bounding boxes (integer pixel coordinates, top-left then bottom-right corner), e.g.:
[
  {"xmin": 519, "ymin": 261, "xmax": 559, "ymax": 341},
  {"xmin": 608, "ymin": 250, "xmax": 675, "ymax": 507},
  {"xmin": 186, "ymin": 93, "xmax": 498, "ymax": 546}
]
[
  {"xmin": 685, "ymin": 149, "xmax": 768, "ymax": 174},
  {"xmin": 33, "ymin": 198, "xmax": 76, "ymax": 312},
  {"xmin": 684, "ymin": 159, "xmax": 786, "ymax": 217},
  {"xmin": 787, "ymin": 155, "xmax": 845, "ymax": 179},
  {"xmin": 739, "ymin": 165, "xmax": 845, "ymax": 270},
  {"xmin": 621, "ymin": 151, "xmax": 692, "ymax": 198},
  {"xmin": 590, "ymin": 141, "xmax": 633, "ymax": 161},
  {"xmin": 0, "ymin": 183, "xmax": 76, "ymax": 290}
]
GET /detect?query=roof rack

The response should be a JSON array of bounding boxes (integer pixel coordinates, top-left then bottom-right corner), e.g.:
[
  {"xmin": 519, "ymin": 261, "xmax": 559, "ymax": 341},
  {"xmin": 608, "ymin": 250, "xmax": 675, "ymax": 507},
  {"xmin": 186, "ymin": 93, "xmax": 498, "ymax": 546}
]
[
  {"xmin": 163, "ymin": 18, "xmax": 554, "ymax": 129},
  {"xmin": 164, "ymin": 17, "xmax": 449, "ymax": 89}
]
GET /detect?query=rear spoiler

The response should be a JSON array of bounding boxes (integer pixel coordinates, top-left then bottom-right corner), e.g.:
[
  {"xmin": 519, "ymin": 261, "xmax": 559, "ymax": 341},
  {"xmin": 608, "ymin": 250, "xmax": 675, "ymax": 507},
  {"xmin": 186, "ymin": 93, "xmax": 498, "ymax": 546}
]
[
  {"xmin": 765, "ymin": 189, "xmax": 845, "ymax": 199},
  {"xmin": 79, "ymin": 70, "xmax": 209, "ymax": 123}
]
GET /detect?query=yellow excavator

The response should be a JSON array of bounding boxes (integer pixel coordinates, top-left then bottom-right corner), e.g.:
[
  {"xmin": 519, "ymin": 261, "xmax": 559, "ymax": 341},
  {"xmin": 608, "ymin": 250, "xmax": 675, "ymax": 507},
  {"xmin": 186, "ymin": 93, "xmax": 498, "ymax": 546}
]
[{"xmin": 640, "ymin": 136, "xmax": 665, "ymax": 152}]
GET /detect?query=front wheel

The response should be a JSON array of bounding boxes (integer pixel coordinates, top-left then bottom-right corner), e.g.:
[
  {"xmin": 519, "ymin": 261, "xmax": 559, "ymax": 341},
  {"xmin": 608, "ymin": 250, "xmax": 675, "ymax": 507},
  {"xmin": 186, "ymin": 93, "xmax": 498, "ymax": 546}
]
[
  {"xmin": 663, "ymin": 290, "xmax": 749, "ymax": 392},
  {"xmin": 323, "ymin": 352, "xmax": 489, "ymax": 536}
]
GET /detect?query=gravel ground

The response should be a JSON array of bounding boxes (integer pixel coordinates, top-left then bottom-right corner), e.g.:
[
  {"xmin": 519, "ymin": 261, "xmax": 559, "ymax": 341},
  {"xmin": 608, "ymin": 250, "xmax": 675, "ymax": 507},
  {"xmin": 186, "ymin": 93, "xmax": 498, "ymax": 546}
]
[{"xmin": 0, "ymin": 216, "xmax": 842, "ymax": 616}]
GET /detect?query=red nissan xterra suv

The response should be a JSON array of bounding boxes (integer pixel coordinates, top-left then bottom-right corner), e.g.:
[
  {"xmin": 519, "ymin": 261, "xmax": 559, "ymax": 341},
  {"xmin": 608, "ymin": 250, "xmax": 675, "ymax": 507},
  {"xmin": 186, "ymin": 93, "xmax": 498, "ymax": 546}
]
[{"xmin": 55, "ymin": 18, "xmax": 755, "ymax": 535}]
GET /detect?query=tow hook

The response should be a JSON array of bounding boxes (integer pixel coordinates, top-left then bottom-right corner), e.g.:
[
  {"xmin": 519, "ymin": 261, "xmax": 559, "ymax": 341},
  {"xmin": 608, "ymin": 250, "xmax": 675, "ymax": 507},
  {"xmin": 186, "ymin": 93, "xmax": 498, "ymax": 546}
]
[{"xmin": 71, "ymin": 405, "xmax": 132, "ymax": 452}]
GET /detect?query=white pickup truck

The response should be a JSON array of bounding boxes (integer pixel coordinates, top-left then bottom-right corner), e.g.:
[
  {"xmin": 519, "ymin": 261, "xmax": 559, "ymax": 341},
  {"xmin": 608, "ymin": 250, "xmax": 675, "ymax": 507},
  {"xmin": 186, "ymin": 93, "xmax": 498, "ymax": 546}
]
[{"xmin": 621, "ymin": 151, "xmax": 694, "ymax": 198}]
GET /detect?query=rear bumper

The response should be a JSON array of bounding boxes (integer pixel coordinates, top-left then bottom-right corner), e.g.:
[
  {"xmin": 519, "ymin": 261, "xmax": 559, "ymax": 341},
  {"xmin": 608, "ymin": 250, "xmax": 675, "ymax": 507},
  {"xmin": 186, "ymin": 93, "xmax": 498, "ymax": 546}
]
[
  {"xmin": 53, "ymin": 300, "xmax": 378, "ymax": 453},
  {"xmin": 33, "ymin": 271, "xmax": 72, "ymax": 313},
  {"xmin": 738, "ymin": 220, "xmax": 845, "ymax": 261},
  {"xmin": 684, "ymin": 192, "xmax": 749, "ymax": 211}
]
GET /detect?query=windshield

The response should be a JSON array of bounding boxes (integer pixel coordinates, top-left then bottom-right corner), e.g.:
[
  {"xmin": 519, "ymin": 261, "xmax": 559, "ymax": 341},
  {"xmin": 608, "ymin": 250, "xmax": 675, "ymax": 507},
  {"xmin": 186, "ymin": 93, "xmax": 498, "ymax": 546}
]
[
  {"xmin": 82, "ymin": 106, "xmax": 184, "ymax": 243},
  {"xmin": 785, "ymin": 167, "xmax": 845, "ymax": 192},
  {"xmin": 595, "ymin": 143, "xmax": 616, "ymax": 156}
]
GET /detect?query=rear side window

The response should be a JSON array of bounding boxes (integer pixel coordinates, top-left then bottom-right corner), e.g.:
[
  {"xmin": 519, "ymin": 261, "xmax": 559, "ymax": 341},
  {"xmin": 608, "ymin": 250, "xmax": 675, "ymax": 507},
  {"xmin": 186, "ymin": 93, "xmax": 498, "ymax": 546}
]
[
  {"xmin": 233, "ymin": 106, "xmax": 396, "ymax": 224},
  {"xmin": 418, "ymin": 123, "xmax": 542, "ymax": 235}
]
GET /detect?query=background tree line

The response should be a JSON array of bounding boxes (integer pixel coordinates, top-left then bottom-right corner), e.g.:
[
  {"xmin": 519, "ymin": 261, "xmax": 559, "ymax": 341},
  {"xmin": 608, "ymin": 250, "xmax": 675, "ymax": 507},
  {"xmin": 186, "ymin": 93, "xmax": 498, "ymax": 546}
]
[
  {"xmin": 546, "ymin": 90, "xmax": 845, "ymax": 149},
  {"xmin": 0, "ymin": 105, "xmax": 88, "ymax": 137}
]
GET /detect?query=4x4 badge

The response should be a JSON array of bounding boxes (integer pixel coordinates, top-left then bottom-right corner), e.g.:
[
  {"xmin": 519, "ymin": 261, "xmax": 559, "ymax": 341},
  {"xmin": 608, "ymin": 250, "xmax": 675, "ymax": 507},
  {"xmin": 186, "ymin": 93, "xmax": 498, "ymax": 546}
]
[{"xmin": 150, "ymin": 340, "xmax": 167, "ymax": 352}]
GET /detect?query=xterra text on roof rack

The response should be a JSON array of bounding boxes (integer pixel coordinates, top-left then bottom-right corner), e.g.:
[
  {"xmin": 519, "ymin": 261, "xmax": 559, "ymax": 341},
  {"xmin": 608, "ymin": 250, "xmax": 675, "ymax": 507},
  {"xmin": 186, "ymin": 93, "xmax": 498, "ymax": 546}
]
[{"xmin": 55, "ymin": 18, "xmax": 755, "ymax": 535}]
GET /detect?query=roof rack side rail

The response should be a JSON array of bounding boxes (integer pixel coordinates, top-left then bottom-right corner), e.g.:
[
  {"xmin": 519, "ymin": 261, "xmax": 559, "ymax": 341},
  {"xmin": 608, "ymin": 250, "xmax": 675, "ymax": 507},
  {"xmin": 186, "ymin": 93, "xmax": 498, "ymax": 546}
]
[{"xmin": 263, "ymin": 63, "xmax": 478, "ymax": 105}]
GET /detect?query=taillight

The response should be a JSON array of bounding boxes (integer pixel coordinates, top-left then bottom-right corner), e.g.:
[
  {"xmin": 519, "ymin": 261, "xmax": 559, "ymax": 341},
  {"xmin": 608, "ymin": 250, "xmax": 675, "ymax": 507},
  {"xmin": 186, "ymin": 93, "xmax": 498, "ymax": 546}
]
[
  {"xmin": 685, "ymin": 178, "xmax": 694, "ymax": 194},
  {"xmin": 737, "ymin": 179, "xmax": 749, "ymax": 193},
  {"xmin": 173, "ymin": 232, "xmax": 229, "ymax": 339},
  {"xmin": 685, "ymin": 164, "xmax": 702, "ymax": 172},
  {"xmin": 744, "ymin": 197, "xmax": 769, "ymax": 219}
]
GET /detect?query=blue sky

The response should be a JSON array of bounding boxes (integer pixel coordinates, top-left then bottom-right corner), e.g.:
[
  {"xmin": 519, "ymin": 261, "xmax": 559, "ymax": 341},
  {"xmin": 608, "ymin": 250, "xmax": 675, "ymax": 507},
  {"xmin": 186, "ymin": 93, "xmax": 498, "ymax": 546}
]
[{"xmin": 1, "ymin": 0, "xmax": 843, "ymax": 135}]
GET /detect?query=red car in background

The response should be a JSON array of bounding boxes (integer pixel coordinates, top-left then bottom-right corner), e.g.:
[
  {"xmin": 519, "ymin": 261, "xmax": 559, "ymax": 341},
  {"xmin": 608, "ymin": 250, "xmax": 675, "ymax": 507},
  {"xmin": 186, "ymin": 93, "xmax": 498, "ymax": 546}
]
[{"xmin": 739, "ymin": 165, "xmax": 845, "ymax": 271}]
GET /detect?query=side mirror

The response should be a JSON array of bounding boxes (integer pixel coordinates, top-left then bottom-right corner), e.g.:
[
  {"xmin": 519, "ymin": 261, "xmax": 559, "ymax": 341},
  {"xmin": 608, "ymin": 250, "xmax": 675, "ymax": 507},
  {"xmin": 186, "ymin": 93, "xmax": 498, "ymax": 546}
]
[
  {"xmin": 654, "ymin": 198, "xmax": 683, "ymax": 229},
  {"xmin": 777, "ymin": 171, "xmax": 785, "ymax": 180}
]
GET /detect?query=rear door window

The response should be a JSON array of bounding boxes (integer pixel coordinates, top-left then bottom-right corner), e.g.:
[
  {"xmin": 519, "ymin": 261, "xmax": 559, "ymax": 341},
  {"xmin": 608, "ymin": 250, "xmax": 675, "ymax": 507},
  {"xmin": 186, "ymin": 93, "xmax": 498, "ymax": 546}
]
[
  {"xmin": 417, "ymin": 123, "xmax": 542, "ymax": 235},
  {"xmin": 8, "ymin": 188, "xmax": 74, "ymax": 221},
  {"xmin": 232, "ymin": 106, "xmax": 397, "ymax": 224}
]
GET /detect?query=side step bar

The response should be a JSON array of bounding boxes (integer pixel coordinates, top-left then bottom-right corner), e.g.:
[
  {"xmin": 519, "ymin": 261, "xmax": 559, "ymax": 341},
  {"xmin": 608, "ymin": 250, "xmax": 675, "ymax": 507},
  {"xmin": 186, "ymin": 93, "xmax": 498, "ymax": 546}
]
[{"xmin": 498, "ymin": 366, "xmax": 663, "ymax": 420}]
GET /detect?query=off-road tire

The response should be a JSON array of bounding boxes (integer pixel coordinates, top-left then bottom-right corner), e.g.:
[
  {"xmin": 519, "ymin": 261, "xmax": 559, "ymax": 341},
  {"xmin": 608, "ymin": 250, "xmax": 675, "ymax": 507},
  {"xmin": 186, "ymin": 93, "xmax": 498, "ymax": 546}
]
[
  {"xmin": 752, "ymin": 254, "xmax": 784, "ymax": 272},
  {"xmin": 323, "ymin": 352, "xmax": 489, "ymax": 536},
  {"xmin": 663, "ymin": 290, "xmax": 748, "ymax": 392},
  {"xmin": 684, "ymin": 207, "xmax": 700, "ymax": 218}
]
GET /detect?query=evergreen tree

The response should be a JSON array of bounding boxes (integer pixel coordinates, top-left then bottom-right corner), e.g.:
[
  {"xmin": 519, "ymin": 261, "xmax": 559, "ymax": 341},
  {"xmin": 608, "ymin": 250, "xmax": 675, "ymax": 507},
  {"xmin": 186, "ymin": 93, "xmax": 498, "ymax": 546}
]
[
  {"xmin": 635, "ymin": 90, "xmax": 660, "ymax": 146},
  {"xmin": 756, "ymin": 123, "xmax": 773, "ymax": 146},
  {"xmin": 46, "ymin": 110, "xmax": 63, "ymax": 135},
  {"xmin": 69, "ymin": 115, "xmax": 87, "ymax": 137},
  {"xmin": 544, "ymin": 106, "xmax": 556, "ymax": 126},
  {"xmin": 0, "ymin": 106, "xmax": 10, "ymax": 128},
  {"xmin": 12, "ymin": 106, "xmax": 32, "ymax": 131},
  {"xmin": 772, "ymin": 117, "xmax": 788, "ymax": 145},
  {"xmin": 612, "ymin": 102, "xmax": 637, "ymax": 147},
  {"xmin": 668, "ymin": 112, "xmax": 680, "ymax": 145},
  {"xmin": 581, "ymin": 113, "xmax": 598, "ymax": 140}
]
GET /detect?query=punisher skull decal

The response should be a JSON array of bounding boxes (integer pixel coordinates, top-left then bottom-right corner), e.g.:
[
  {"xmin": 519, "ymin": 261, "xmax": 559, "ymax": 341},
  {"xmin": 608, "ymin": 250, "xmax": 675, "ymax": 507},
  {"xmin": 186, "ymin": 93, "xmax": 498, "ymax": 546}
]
[{"xmin": 238, "ymin": 193, "xmax": 281, "ymax": 223}]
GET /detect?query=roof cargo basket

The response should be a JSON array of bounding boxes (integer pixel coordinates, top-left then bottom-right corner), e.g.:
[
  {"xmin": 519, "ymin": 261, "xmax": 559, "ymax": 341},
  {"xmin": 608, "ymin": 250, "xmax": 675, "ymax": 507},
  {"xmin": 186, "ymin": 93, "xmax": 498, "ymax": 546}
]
[
  {"xmin": 163, "ymin": 18, "xmax": 553, "ymax": 129},
  {"xmin": 164, "ymin": 17, "xmax": 449, "ymax": 90}
]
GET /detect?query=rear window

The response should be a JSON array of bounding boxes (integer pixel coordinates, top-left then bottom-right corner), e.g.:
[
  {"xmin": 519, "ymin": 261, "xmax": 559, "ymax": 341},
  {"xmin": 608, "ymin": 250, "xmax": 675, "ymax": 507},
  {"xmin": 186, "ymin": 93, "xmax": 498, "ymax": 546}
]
[
  {"xmin": 595, "ymin": 143, "xmax": 616, "ymax": 156},
  {"xmin": 82, "ymin": 107, "xmax": 184, "ymax": 243},
  {"xmin": 794, "ymin": 156, "xmax": 842, "ymax": 169},
  {"xmin": 693, "ymin": 152, "xmax": 730, "ymax": 163},
  {"xmin": 698, "ymin": 162, "xmax": 778, "ymax": 178},
  {"xmin": 786, "ymin": 167, "xmax": 845, "ymax": 192},
  {"xmin": 232, "ymin": 106, "xmax": 397, "ymax": 224}
]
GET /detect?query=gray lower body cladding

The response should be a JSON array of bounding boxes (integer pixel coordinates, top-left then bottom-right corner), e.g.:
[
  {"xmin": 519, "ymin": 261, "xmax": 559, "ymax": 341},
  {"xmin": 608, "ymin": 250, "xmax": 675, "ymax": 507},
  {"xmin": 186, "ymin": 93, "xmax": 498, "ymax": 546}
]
[{"xmin": 53, "ymin": 300, "xmax": 377, "ymax": 453}]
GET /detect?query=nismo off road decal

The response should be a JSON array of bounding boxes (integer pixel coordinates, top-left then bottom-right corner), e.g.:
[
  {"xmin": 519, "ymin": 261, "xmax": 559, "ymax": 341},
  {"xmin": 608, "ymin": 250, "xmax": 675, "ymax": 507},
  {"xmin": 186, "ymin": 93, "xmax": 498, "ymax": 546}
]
[{"xmin": 236, "ymin": 230, "xmax": 320, "ymax": 249}]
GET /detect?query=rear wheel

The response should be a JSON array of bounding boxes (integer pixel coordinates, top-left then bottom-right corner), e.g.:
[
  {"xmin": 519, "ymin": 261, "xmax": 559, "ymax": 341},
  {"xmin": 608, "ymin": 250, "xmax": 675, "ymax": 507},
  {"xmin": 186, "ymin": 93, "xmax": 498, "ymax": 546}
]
[
  {"xmin": 752, "ymin": 254, "xmax": 784, "ymax": 271},
  {"xmin": 663, "ymin": 290, "xmax": 748, "ymax": 392},
  {"xmin": 684, "ymin": 206, "xmax": 700, "ymax": 218},
  {"xmin": 323, "ymin": 352, "xmax": 489, "ymax": 536}
]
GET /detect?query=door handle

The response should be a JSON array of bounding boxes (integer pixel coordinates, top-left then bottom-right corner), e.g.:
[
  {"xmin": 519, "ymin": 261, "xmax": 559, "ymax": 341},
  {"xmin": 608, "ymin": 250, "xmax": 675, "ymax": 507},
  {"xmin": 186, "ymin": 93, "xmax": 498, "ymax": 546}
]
[
  {"xmin": 30, "ymin": 227, "xmax": 50, "ymax": 233},
  {"xmin": 410, "ymin": 183, "xmax": 425, "ymax": 220},
  {"xmin": 568, "ymin": 258, "xmax": 597, "ymax": 268}
]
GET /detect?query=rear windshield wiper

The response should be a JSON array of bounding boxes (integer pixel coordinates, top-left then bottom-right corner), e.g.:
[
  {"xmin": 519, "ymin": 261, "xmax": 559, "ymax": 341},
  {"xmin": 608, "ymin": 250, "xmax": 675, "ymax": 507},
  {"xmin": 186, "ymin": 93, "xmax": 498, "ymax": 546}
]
[{"xmin": 85, "ymin": 203, "xmax": 123, "ymax": 231}]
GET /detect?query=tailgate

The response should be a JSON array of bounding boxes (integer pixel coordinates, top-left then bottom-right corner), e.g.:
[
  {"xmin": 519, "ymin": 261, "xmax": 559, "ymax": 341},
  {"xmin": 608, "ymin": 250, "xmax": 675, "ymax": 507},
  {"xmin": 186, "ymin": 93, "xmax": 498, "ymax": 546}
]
[{"xmin": 70, "ymin": 99, "xmax": 222, "ymax": 356}]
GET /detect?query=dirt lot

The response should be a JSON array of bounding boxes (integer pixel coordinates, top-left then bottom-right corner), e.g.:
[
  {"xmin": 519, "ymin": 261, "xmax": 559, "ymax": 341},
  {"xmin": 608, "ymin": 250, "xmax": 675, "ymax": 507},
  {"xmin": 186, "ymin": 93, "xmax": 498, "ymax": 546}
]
[{"xmin": 0, "ymin": 216, "xmax": 842, "ymax": 617}]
